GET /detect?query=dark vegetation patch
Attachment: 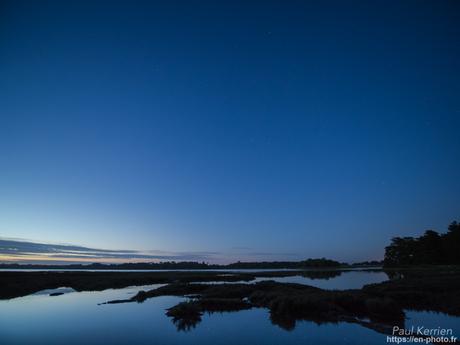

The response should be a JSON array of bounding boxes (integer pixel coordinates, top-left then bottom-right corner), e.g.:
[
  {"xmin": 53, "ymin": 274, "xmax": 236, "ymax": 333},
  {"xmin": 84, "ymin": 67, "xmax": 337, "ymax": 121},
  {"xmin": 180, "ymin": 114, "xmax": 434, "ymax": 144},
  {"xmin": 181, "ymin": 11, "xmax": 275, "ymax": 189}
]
[
  {"xmin": 0, "ymin": 269, "xmax": 345, "ymax": 300},
  {"xmin": 365, "ymin": 268, "xmax": 460, "ymax": 315},
  {"xmin": 119, "ymin": 281, "xmax": 406, "ymax": 333},
  {"xmin": 0, "ymin": 257, "xmax": 346, "ymax": 271},
  {"xmin": 2, "ymin": 267, "xmax": 459, "ymax": 338},
  {"xmin": 166, "ymin": 298, "xmax": 252, "ymax": 331},
  {"xmin": 0, "ymin": 271, "xmax": 252, "ymax": 299},
  {"xmin": 384, "ymin": 221, "xmax": 460, "ymax": 266},
  {"xmin": 102, "ymin": 268, "xmax": 460, "ymax": 335}
]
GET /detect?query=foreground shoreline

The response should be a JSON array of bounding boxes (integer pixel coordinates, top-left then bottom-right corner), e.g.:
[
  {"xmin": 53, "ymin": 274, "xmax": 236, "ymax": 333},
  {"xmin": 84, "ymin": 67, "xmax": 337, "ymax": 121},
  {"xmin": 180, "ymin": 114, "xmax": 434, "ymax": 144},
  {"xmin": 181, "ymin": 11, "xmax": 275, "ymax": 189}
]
[
  {"xmin": 0, "ymin": 268, "xmax": 363, "ymax": 299},
  {"xmin": 2, "ymin": 267, "xmax": 459, "ymax": 339},
  {"xmin": 99, "ymin": 267, "xmax": 460, "ymax": 336}
]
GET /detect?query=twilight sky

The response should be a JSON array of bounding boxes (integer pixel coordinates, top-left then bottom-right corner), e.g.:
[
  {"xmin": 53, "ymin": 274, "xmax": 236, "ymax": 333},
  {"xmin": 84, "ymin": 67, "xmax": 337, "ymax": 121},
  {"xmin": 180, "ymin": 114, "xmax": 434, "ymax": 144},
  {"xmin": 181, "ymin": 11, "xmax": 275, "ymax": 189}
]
[{"xmin": 0, "ymin": 0, "xmax": 459, "ymax": 264}]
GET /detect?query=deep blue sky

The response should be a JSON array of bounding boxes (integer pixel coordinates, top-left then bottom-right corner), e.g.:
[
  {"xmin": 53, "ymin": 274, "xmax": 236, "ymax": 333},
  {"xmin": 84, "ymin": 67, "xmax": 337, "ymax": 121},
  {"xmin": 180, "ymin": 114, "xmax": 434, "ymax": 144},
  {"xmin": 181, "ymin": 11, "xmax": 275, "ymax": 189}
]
[{"xmin": 0, "ymin": 0, "xmax": 459, "ymax": 263}]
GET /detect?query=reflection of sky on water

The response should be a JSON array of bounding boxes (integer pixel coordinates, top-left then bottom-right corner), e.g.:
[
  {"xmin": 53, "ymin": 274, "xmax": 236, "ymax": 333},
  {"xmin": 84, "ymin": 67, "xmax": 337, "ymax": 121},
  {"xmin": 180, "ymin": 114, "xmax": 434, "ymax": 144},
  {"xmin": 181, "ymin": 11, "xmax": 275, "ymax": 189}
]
[
  {"xmin": 0, "ymin": 286, "xmax": 384, "ymax": 345},
  {"xmin": 0, "ymin": 275, "xmax": 458, "ymax": 345},
  {"xmin": 251, "ymin": 270, "xmax": 389, "ymax": 289},
  {"xmin": 405, "ymin": 311, "xmax": 460, "ymax": 338}
]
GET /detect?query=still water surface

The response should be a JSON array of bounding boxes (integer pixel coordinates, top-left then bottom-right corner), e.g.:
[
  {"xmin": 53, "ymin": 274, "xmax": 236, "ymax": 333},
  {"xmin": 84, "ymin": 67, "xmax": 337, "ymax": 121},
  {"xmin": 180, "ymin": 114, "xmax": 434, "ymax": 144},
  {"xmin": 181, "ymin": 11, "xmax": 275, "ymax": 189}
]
[
  {"xmin": 252, "ymin": 270, "xmax": 388, "ymax": 289},
  {"xmin": 0, "ymin": 271, "xmax": 458, "ymax": 345}
]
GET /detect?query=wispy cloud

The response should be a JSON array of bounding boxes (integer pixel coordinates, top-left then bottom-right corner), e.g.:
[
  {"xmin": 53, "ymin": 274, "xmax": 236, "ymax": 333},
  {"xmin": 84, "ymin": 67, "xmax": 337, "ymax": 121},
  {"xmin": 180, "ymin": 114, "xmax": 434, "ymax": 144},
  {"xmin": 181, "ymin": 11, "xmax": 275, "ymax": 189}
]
[
  {"xmin": 0, "ymin": 238, "xmax": 301, "ymax": 265},
  {"xmin": 0, "ymin": 238, "xmax": 217, "ymax": 264}
]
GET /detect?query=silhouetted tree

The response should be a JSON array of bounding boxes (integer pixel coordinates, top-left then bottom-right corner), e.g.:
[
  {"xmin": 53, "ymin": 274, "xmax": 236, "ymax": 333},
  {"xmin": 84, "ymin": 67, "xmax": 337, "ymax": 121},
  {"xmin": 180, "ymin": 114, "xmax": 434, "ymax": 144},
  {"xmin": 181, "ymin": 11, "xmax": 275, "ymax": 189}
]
[
  {"xmin": 0, "ymin": 258, "xmax": 345, "ymax": 270},
  {"xmin": 384, "ymin": 237, "xmax": 417, "ymax": 266},
  {"xmin": 444, "ymin": 221, "xmax": 460, "ymax": 264},
  {"xmin": 417, "ymin": 230, "xmax": 442, "ymax": 264},
  {"xmin": 384, "ymin": 221, "xmax": 460, "ymax": 266}
]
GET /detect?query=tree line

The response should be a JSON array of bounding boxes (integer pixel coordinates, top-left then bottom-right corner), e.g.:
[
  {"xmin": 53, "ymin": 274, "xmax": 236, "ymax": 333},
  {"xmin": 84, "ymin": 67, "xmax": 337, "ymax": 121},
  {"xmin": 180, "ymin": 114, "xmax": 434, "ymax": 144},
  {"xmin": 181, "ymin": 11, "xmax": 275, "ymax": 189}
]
[
  {"xmin": 384, "ymin": 221, "xmax": 460, "ymax": 266},
  {"xmin": 0, "ymin": 257, "xmax": 344, "ymax": 270}
]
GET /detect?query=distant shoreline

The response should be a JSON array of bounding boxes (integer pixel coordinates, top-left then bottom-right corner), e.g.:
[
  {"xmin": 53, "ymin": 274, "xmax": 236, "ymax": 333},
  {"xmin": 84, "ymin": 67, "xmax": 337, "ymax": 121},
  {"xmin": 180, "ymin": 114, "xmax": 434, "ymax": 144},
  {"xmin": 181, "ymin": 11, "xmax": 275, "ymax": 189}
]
[
  {"xmin": 0, "ymin": 266, "xmax": 382, "ymax": 273},
  {"xmin": 0, "ymin": 258, "xmax": 382, "ymax": 271}
]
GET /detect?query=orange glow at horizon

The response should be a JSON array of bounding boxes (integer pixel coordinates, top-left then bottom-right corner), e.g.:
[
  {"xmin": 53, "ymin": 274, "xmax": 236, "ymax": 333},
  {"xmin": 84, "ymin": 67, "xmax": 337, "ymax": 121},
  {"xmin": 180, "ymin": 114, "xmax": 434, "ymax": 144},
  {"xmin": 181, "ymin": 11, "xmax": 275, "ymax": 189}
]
[{"xmin": 0, "ymin": 254, "xmax": 161, "ymax": 264}]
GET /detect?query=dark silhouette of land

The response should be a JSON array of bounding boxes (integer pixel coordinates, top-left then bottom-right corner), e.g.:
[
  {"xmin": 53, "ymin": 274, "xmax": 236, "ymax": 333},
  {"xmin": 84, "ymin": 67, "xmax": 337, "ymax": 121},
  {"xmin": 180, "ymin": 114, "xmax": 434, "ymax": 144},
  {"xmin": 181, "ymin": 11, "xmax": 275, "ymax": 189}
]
[
  {"xmin": 0, "ymin": 257, "xmax": 349, "ymax": 270},
  {"xmin": 2, "ymin": 265, "xmax": 459, "ymax": 337},
  {"xmin": 102, "ymin": 267, "xmax": 460, "ymax": 336},
  {"xmin": 0, "ymin": 269, "xmax": 345, "ymax": 300},
  {"xmin": 1, "ymin": 219, "xmax": 460, "ymax": 339},
  {"xmin": 384, "ymin": 221, "xmax": 460, "ymax": 266}
]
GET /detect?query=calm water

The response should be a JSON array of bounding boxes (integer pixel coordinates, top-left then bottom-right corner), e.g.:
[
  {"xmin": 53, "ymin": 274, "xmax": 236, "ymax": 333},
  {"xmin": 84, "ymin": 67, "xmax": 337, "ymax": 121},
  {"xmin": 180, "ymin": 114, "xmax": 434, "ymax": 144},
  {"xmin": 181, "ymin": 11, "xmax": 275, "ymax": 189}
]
[
  {"xmin": 0, "ymin": 267, "xmax": 381, "ymax": 272},
  {"xmin": 195, "ymin": 270, "xmax": 389, "ymax": 289},
  {"xmin": 251, "ymin": 270, "xmax": 389, "ymax": 289},
  {"xmin": 0, "ymin": 271, "xmax": 458, "ymax": 345}
]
